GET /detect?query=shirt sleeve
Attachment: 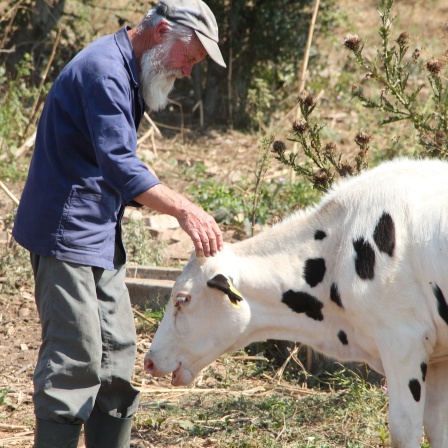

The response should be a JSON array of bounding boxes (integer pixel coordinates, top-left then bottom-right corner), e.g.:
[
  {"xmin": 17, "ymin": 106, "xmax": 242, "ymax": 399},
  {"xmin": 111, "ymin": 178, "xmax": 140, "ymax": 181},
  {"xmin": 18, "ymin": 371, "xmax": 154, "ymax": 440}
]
[{"xmin": 82, "ymin": 73, "xmax": 161, "ymax": 204}]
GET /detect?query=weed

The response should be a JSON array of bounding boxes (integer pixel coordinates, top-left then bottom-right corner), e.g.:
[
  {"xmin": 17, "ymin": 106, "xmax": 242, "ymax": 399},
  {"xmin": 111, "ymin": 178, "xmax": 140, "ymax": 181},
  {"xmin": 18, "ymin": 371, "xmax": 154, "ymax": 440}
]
[
  {"xmin": 346, "ymin": 0, "xmax": 448, "ymax": 158},
  {"xmin": 250, "ymin": 135, "xmax": 274, "ymax": 236},
  {"xmin": 0, "ymin": 388, "xmax": 20, "ymax": 412},
  {"xmin": 145, "ymin": 308, "xmax": 164, "ymax": 323},
  {"xmin": 122, "ymin": 216, "xmax": 167, "ymax": 266},
  {"xmin": 271, "ymin": 90, "xmax": 372, "ymax": 193},
  {"xmin": 138, "ymin": 369, "xmax": 392, "ymax": 447},
  {"xmin": 134, "ymin": 307, "xmax": 165, "ymax": 334},
  {"xmin": 273, "ymin": 0, "xmax": 448, "ymax": 190},
  {"xmin": 142, "ymin": 416, "xmax": 167, "ymax": 431},
  {"xmin": 185, "ymin": 163, "xmax": 318, "ymax": 228},
  {"xmin": 187, "ymin": 178, "xmax": 248, "ymax": 225},
  {"xmin": 0, "ymin": 211, "xmax": 32, "ymax": 294},
  {"xmin": 0, "ymin": 54, "xmax": 44, "ymax": 181},
  {"xmin": 0, "ymin": 388, "xmax": 9, "ymax": 406},
  {"xmin": 247, "ymin": 78, "xmax": 276, "ymax": 131}
]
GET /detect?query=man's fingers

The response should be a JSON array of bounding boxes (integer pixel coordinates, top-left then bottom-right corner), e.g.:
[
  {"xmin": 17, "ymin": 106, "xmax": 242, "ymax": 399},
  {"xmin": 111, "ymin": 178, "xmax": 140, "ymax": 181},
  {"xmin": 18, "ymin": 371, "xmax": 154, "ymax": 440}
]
[
  {"xmin": 179, "ymin": 207, "xmax": 223, "ymax": 257},
  {"xmin": 190, "ymin": 231, "xmax": 203, "ymax": 256},
  {"xmin": 201, "ymin": 236, "xmax": 211, "ymax": 257},
  {"xmin": 191, "ymin": 229, "xmax": 220, "ymax": 257},
  {"xmin": 207, "ymin": 233, "xmax": 218, "ymax": 257}
]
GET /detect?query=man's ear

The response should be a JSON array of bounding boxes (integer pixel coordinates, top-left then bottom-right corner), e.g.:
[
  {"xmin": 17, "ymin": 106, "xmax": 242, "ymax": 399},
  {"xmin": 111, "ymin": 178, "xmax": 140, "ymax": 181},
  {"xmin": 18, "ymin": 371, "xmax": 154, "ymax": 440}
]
[
  {"xmin": 153, "ymin": 19, "xmax": 171, "ymax": 44},
  {"xmin": 207, "ymin": 274, "xmax": 244, "ymax": 308}
]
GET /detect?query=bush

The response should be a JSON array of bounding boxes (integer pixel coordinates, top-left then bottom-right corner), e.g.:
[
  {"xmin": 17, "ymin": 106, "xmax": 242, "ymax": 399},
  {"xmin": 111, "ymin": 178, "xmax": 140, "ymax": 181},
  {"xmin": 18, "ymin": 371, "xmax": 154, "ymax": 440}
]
[{"xmin": 272, "ymin": 0, "xmax": 448, "ymax": 191}]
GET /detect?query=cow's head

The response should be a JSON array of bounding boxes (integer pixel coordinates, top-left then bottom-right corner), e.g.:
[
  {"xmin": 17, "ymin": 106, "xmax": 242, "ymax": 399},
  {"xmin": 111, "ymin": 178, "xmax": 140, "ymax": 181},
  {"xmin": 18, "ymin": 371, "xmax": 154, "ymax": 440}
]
[{"xmin": 144, "ymin": 250, "xmax": 251, "ymax": 386}]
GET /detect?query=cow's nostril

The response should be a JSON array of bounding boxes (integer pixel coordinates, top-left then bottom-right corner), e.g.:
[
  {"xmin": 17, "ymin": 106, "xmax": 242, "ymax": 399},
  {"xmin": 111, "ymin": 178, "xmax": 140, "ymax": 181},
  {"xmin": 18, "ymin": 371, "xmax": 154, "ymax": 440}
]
[{"xmin": 144, "ymin": 358, "xmax": 154, "ymax": 374}]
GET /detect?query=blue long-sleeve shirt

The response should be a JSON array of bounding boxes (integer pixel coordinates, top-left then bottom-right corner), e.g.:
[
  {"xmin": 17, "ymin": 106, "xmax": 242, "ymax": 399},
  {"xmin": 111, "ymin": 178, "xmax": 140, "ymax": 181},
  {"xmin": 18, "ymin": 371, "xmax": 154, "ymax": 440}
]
[{"xmin": 13, "ymin": 26, "xmax": 161, "ymax": 270}]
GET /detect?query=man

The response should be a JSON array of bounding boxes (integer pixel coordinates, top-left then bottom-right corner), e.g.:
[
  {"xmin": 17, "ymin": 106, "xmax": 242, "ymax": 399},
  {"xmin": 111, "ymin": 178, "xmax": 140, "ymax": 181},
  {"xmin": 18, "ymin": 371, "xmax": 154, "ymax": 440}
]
[{"xmin": 12, "ymin": 1, "xmax": 226, "ymax": 447}]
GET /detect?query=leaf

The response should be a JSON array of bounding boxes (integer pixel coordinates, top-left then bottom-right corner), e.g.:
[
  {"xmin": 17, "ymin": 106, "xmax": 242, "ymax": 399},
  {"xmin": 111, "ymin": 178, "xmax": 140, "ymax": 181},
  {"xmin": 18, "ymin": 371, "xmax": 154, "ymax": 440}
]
[
  {"xmin": 381, "ymin": 116, "xmax": 407, "ymax": 124},
  {"xmin": 0, "ymin": 388, "xmax": 9, "ymax": 405},
  {"xmin": 178, "ymin": 420, "xmax": 196, "ymax": 431},
  {"xmin": 409, "ymin": 85, "xmax": 424, "ymax": 103}
]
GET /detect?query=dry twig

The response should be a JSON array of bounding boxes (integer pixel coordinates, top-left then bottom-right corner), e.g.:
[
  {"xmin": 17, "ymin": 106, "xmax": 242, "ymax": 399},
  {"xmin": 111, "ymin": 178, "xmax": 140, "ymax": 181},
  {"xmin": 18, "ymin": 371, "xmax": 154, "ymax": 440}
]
[
  {"xmin": 14, "ymin": 131, "xmax": 36, "ymax": 160},
  {"xmin": 139, "ymin": 385, "xmax": 266, "ymax": 395},
  {"xmin": 0, "ymin": 180, "xmax": 19, "ymax": 205},
  {"xmin": 14, "ymin": 363, "xmax": 33, "ymax": 377},
  {"xmin": 274, "ymin": 343, "xmax": 307, "ymax": 382},
  {"xmin": 296, "ymin": 0, "xmax": 321, "ymax": 118},
  {"xmin": 0, "ymin": 423, "xmax": 29, "ymax": 431},
  {"xmin": 25, "ymin": 27, "xmax": 62, "ymax": 138},
  {"xmin": 132, "ymin": 307, "xmax": 157, "ymax": 325},
  {"xmin": 0, "ymin": 432, "xmax": 34, "ymax": 443}
]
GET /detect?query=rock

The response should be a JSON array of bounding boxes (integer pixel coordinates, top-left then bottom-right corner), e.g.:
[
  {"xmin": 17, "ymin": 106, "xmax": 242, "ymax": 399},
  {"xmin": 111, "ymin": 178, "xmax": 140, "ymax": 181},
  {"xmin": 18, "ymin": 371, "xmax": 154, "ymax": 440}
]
[
  {"xmin": 148, "ymin": 227, "xmax": 175, "ymax": 242},
  {"xmin": 123, "ymin": 208, "xmax": 144, "ymax": 223},
  {"xmin": 0, "ymin": 230, "xmax": 8, "ymax": 244},
  {"xmin": 145, "ymin": 214, "xmax": 179, "ymax": 230},
  {"xmin": 20, "ymin": 291, "xmax": 34, "ymax": 301},
  {"xmin": 228, "ymin": 170, "xmax": 243, "ymax": 183},
  {"xmin": 170, "ymin": 227, "xmax": 190, "ymax": 243},
  {"xmin": 18, "ymin": 307, "xmax": 30, "ymax": 318},
  {"xmin": 163, "ymin": 239, "xmax": 194, "ymax": 260}
]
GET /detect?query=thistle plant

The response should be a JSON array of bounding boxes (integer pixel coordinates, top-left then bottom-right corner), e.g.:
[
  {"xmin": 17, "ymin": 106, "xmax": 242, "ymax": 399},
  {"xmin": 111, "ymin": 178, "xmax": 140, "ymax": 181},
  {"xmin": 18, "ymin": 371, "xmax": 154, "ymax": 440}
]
[
  {"xmin": 250, "ymin": 135, "xmax": 274, "ymax": 236},
  {"xmin": 272, "ymin": 0, "xmax": 447, "ymax": 192},
  {"xmin": 345, "ymin": 0, "xmax": 448, "ymax": 157},
  {"xmin": 271, "ymin": 90, "xmax": 371, "ymax": 192}
]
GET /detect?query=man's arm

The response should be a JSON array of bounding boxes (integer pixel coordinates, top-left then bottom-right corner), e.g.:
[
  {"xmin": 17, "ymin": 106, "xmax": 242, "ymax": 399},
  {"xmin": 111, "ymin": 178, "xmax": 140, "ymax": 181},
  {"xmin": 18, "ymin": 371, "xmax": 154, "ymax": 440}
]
[{"xmin": 134, "ymin": 184, "xmax": 223, "ymax": 257}]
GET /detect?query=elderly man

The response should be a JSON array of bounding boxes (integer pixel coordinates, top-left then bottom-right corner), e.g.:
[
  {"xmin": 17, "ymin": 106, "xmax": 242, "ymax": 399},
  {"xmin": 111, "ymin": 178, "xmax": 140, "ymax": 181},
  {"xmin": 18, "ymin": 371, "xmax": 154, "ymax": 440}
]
[{"xmin": 12, "ymin": 1, "xmax": 225, "ymax": 446}]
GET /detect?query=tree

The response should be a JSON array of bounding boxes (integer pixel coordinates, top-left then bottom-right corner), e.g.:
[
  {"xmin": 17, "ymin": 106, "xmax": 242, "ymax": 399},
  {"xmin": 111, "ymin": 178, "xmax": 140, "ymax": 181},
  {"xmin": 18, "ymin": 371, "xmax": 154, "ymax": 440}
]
[
  {"xmin": 1, "ymin": 0, "xmax": 66, "ymax": 75},
  {"xmin": 0, "ymin": 0, "xmax": 334, "ymax": 129},
  {"xmin": 193, "ymin": 0, "xmax": 318, "ymax": 127}
]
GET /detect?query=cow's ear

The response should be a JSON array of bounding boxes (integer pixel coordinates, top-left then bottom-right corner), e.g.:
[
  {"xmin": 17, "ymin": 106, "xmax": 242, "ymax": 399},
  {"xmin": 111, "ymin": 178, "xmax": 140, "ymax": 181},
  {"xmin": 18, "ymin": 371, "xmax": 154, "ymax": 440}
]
[{"xmin": 207, "ymin": 274, "xmax": 244, "ymax": 308}]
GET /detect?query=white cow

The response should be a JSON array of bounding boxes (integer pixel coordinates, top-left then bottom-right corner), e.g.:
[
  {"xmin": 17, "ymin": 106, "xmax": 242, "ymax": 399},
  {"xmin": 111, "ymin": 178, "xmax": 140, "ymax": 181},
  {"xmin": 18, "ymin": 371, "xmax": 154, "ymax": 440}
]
[{"xmin": 145, "ymin": 158, "xmax": 448, "ymax": 448}]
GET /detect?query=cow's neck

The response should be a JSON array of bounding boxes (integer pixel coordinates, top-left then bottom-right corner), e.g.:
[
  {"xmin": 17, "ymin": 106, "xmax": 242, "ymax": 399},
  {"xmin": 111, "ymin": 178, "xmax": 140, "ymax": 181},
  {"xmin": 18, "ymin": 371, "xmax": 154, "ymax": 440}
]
[{"xmin": 225, "ymin": 204, "xmax": 382, "ymax": 371}]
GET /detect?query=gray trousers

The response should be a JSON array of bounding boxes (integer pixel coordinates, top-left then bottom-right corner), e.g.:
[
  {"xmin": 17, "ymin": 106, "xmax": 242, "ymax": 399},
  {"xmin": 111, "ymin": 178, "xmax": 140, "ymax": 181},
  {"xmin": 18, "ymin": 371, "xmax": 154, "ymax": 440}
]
[{"xmin": 30, "ymin": 245, "xmax": 140, "ymax": 424}]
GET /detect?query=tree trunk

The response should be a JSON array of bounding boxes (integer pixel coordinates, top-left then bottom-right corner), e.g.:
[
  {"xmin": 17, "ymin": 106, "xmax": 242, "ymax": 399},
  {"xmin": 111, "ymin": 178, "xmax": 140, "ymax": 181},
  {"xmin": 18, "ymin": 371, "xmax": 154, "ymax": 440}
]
[{"xmin": 203, "ymin": 60, "xmax": 226, "ymax": 125}]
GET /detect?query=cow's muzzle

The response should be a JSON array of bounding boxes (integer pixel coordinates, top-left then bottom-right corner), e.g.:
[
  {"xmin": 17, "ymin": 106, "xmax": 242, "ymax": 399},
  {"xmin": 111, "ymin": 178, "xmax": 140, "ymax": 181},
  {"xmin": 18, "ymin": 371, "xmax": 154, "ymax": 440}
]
[{"xmin": 144, "ymin": 355, "xmax": 195, "ymax": 386}]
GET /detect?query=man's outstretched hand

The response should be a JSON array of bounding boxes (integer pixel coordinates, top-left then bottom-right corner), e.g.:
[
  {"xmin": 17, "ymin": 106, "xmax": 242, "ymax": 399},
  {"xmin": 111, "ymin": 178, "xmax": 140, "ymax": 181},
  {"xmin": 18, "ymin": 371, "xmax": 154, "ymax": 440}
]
[{"xmin": 134, "ymin": 183, "xmax": 223, "ymax": 257}]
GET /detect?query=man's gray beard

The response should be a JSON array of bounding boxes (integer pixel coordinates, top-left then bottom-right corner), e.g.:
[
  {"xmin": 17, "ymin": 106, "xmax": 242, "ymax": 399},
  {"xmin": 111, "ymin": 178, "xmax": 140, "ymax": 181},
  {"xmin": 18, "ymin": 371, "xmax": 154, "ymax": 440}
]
[{"xmin": 140, "ymin": 44, "xmax": 182, "ymax": 112}]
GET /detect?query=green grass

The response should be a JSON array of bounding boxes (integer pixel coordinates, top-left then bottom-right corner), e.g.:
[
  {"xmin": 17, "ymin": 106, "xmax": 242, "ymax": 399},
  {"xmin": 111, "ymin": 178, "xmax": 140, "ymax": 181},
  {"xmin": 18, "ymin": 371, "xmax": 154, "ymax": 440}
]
[
  {"xmin": 122, "ymin": 215, "xmax": 167, "ymax": 266},
  {"xmin": 184, "ymin": 165, "xmax": 320, "ymax": 228}
]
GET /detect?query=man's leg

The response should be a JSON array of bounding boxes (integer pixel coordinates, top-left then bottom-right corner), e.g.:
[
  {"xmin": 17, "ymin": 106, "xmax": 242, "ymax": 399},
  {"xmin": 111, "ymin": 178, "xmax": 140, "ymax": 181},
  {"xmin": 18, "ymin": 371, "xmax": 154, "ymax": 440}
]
[
  {"xmin": 34, "ymin": 417, "xmax": 82, "ymax": 448},
  {"xmin": 84, "ymin": 243, "xmax": 140, "ymax": 447},
  {"xmin": 31, "ymin": 253, "xmax": 104, "ymax": 447}
]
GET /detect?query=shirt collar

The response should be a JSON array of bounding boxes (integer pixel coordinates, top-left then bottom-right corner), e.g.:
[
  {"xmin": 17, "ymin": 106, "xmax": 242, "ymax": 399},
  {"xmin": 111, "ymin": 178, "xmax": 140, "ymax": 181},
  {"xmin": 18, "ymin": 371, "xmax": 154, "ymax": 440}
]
[{"xmin": 114, "ymin": 26, "xmax": 139, "ymax": 89}]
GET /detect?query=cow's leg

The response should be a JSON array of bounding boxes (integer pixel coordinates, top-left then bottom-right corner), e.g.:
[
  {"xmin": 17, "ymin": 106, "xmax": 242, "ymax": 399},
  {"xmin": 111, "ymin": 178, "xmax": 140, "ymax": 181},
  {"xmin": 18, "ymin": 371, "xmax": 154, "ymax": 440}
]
[
  {"xmin": 379, "ymin": 340, "xmax": 427, "ymax": 448},
  {"xmin": 423, "ymin": 360, "xmax": 448, "ymax": 448}
]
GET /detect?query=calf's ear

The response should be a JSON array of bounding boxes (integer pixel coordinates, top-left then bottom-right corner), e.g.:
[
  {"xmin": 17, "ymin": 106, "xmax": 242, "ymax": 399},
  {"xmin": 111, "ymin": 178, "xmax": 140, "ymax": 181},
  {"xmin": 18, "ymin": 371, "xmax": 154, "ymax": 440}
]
[{"xmin": 207, "ymin": 274, "xmax": 244, "ymax": 308}]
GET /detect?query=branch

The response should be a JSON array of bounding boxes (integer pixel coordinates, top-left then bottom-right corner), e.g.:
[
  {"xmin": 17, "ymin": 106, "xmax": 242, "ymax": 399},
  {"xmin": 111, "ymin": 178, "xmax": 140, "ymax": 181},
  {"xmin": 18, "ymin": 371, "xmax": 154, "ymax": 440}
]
[{"xmin": 0, "ymin": 181, "xmax": 19, "ymax": 205}]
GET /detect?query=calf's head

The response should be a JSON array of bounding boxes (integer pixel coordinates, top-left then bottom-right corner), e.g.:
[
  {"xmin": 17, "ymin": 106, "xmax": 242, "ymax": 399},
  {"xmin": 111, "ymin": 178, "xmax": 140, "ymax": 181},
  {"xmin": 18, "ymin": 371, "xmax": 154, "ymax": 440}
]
[{"xmin": 144, "ymin": 252, "xmax": 250, "ymax": 386}]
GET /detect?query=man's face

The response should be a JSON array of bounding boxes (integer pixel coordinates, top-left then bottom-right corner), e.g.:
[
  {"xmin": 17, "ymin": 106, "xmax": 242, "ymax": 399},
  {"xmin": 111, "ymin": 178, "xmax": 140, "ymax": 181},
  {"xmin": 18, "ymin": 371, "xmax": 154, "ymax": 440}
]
[{"xmin": 140, "ymin": 33, "xmax": 207, "ymax": 112}]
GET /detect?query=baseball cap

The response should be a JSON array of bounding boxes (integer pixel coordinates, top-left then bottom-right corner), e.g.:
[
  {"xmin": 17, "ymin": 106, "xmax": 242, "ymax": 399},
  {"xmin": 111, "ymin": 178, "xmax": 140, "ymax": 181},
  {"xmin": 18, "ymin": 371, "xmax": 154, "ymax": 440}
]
[{"xmin": 155, "ymin": 0, "xmax": 226, "ymax": 68}]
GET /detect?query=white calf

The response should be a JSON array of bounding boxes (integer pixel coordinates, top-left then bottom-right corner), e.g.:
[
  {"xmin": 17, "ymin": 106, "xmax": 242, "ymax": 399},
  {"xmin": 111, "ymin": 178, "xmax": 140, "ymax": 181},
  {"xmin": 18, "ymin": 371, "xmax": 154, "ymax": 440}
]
[{"xmin": 145, "ymin": 158, "xmax": 448, "ymax": 448}]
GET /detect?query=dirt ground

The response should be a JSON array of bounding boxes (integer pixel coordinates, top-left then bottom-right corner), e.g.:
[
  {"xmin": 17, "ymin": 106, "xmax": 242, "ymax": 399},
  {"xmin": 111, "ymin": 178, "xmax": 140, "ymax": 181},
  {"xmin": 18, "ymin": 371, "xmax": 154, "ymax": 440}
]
[
  {"xmin": 0, "ymin": 124, "xmax": 274, "ymax": 447},
  {"xmin": 0, "ymin": 129, "xmax": 263, "ymax": 447},
  {"xmin": 0, "ymin": 125, "xmax": 295, "ymax": 447},
  {"xmin": 0, "ymin": 0, "xmax": 447, "ymax": 446}
]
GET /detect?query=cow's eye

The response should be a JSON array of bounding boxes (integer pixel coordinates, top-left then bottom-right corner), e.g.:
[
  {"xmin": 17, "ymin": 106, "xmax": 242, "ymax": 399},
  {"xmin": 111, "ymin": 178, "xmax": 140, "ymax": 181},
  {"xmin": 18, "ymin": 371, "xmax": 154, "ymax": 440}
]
[{"xmin": 175, "ymin": 294, "xmax": 191, "ymax": 309}]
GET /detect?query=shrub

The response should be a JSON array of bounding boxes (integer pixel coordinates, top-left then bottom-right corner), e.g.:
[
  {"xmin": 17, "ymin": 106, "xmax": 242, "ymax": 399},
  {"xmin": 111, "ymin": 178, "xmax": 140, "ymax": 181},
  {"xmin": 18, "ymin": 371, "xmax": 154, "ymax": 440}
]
[{"xmin": 272, "ymin": 0, "xmax": 448, "ymax": 191}]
